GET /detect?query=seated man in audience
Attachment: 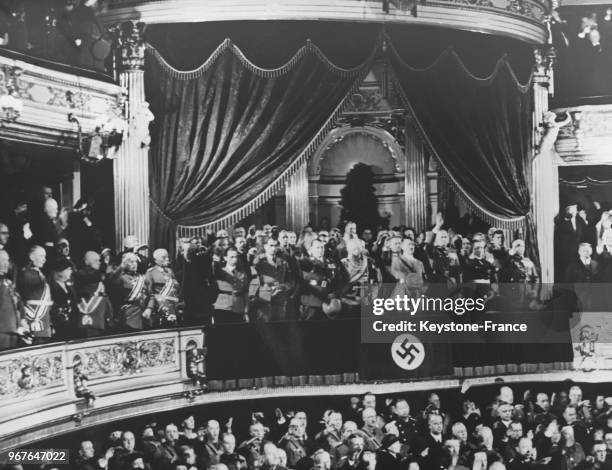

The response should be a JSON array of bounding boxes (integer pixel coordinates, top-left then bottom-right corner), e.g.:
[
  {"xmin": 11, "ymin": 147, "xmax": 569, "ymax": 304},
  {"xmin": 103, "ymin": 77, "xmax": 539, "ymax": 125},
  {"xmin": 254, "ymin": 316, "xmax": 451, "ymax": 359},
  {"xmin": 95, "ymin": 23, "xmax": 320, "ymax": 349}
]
[
  {"xmin": 109, "ymin": 431, "xmax": 138, "ymax": 470},
  {"xmin": 201, "ymin": 419, "xmax": 223, "ymax": 467},
  {"xmin": 560, "ymin": 426, "xmax": 586, "ymax": 470},
  {"xmin": 219, "ymin": 433, "xmax": 246, "ymax": 470},
  {"xmin": 315, "ymin": 410, "xmax": 343, "ymax": 452},
  {"xmin": 332, "ymin": 421, "xmax": 358, "ymax": 467},
  {"xmin": 158, "ymin": 424, "xmax": 181, "ymax": 470},
  {"xmin": 451, "ymin": 422, "xmax": 477, "ymax": 467},
  {"xmin": 278, "ymin": 417, "xmax": 308, "ymax": 468},
  {"xmin": 360, "ymin": 408, "xmax": 383, "ymax": 452},
  {"xmin": 238, "ymin": 422, "xmax": 268, "ymax": 469},
  {"xmin": 261, "ymin": 442, "xmax": 288, "ymax": 470},
  {"xmin": 390, "ymin": 398, "xmax": 418, "ymax": 450},
  {"xmin": 337, "ymin": 433, "xmax": 371, "ymax": 470}
]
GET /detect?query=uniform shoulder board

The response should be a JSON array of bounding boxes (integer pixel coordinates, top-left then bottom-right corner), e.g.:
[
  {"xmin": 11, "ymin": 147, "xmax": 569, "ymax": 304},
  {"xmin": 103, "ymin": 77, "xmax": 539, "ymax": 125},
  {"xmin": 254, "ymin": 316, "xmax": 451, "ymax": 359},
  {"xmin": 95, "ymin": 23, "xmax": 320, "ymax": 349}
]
[{"xmin": 146, "ymin": 266, "xmax": 156, "ymax": 272}]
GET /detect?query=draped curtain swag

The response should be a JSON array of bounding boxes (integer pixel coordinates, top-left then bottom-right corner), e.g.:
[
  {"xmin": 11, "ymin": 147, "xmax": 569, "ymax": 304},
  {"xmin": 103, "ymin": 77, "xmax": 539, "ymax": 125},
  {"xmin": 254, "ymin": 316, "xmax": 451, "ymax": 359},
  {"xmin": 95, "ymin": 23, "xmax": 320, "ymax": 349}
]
[
  {"xmin": 145, "ymin": 39, "xmax": 377, "ymax": 252},
  {"xmin": 145, "ymin": 33, "xmax": 537, "ymax": 264},
  {"xmin": 386, "ymin": 40, "xmax": 537, "ymax": 266}
]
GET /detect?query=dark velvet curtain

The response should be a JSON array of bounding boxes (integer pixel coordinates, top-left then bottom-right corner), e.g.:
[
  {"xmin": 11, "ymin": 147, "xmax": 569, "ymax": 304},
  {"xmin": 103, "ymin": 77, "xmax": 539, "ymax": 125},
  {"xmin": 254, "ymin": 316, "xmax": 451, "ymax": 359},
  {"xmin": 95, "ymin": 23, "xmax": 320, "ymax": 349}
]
[
  {"xmin": 146, "ymin": 45, "xmax": 370, "ymax": 250},
  {"xmin": 389, "ymin": 47, "xmax": 538, "ymax": 263}
]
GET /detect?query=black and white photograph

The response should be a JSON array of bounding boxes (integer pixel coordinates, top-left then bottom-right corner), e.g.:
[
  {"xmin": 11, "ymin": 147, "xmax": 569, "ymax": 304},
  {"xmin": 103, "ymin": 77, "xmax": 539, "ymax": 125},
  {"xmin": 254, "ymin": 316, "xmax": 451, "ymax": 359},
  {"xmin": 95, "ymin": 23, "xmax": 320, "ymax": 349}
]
[{"xmin": 1, "ymin": 1, "xmax": 612, "ymax": 469}]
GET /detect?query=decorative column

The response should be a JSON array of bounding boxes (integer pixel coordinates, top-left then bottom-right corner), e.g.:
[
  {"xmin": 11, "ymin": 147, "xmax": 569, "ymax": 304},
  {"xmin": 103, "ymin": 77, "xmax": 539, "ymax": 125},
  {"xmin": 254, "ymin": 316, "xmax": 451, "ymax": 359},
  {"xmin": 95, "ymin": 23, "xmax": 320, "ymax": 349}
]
[
  {"xmin": 114, "ymin": 22, "xmax": 152, "ymax": 248},
  {"xmin": 404, "ymin": 121, "xmax": 428, "ymax": 231},
  {"xmin": 426, "ymin": 158, "xmax": 439, "ymax": 227},
  {"xmin": 532, "ymin": 46, "xmax": 556, "ymax": 283},
  {"xmin": 285, "ymin": 163, "xmax": 309, "ymax": 232}
]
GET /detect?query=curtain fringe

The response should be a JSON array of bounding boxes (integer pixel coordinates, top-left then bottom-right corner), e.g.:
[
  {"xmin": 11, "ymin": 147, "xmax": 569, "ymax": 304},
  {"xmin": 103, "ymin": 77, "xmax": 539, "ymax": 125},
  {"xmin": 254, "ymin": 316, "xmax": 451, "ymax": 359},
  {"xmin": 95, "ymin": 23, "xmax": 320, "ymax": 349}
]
[
  {"xmin": 385, "ymin": 34, "xmax": 534, "ymax": 93},
  {"xmin": 176, "ymin": 69, "xmax": 369, "ymax": 237},
  {"xmin": 390, "ymin": 71, "xmax": 526, "ymax": 232},
  {"xmin": 145, "ymin": 35, "xmax": 381, "ymax": 80},
  {"xmin": 440, "ymin": 173, "xmax": 525, "ymax": 232},
  {"xmin": 145, "ymin": 39, "xmax": 232, "ymax": 79}
]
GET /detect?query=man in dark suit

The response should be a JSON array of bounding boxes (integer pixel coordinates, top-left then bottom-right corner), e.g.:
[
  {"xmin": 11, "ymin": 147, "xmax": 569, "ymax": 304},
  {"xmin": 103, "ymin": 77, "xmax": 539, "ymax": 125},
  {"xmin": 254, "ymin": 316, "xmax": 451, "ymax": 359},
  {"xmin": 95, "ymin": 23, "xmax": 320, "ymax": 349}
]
[
  {"xmin": 375, "ymin": 434, "xmax": 405, "ymax": 470},
  {"xmin": 555, "ymin": 204, "xmax": 587, "ymax": 282},
  {"xmin": 0, "ymin": 249, "xmax": 24, "ymax": 350},
  {"xmin": 415, "ymin": 413, "xmax": 446, "ymax": 469},
  {"xmin": 566, "ymin": 243, "xmax": 599, "ymax": 311}
]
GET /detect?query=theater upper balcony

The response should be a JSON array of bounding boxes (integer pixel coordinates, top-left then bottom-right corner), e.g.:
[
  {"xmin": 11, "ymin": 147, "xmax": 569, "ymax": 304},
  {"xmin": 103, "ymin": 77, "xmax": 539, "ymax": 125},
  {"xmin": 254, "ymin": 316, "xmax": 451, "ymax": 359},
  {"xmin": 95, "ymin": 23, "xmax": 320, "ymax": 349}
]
[
  {"xmin": 0, "ymin": 48, "xmax": 124, "ymax": 150},
  {"xmin": 101, "ymin": 0, "xmax": 552, "ymax": 45}
]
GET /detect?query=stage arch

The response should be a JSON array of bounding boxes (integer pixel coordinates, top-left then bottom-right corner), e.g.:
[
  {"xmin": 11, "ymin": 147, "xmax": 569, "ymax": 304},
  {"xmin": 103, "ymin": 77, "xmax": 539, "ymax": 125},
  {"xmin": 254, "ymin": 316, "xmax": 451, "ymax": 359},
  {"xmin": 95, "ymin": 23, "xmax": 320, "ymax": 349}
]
[{"xmin": 308, "ymin": 125, "xmax": 406, "ymax": 229}]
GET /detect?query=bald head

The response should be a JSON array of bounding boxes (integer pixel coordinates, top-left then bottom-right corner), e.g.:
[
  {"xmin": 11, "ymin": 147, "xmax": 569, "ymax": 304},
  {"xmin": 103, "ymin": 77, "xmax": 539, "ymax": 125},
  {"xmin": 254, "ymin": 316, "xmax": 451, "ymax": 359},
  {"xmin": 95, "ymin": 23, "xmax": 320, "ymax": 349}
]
[
  {"xmin": 153, "ymin": 248, "xmax": 169, "ymax": 267},
  {"xmin": 29, "ymin": 245, "xmax": 46, "ymax": 268},
  {"xmin": 84, "ymin": 251, "xmax": 101, "ymax": 270},
  {"xmin": 44, "ymin": 198, "xmax": 58, "ymax": 219}
]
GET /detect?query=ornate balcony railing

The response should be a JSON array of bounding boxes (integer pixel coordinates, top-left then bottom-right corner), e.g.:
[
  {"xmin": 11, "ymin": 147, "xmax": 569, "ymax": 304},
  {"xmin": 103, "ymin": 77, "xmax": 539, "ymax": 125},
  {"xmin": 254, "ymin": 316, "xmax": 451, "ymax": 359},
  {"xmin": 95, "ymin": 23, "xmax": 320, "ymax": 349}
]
[
  {"xmin": 102, "ymin": 0, "xmax": 552, "ymax": 44},
  {"xmin": 0, "ymin": 315, "xmax": 591, "ymax": 452},
  {"xmin": 0, "ymin": 328, "xmax": 204, "ymax": 452}
]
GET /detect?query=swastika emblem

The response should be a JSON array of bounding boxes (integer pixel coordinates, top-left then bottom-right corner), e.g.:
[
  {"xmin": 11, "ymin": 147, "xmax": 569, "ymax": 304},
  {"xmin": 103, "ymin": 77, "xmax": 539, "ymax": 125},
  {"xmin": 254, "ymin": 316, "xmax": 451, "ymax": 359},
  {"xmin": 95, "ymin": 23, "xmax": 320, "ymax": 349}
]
[{"xmin": 391, "ymin": 334, "xmax": 425, "ymax": 370}]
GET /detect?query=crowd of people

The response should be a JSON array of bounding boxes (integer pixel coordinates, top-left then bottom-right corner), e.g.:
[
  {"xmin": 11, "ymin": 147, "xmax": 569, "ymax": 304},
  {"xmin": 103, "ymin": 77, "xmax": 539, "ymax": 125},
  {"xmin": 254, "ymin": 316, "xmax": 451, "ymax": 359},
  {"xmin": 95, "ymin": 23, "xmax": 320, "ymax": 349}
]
[
  {"xmin": 15, "ymin": 382, "xmax": 612, "ymax": 470},
  {"xmin": 555, "ymin": 201, "xmax": 612, "ymax": 283},
  {"xmin": 552, "ymin": 6, "xmax": 612, "ymax": 97},
  {"xmin": 0, "ymin": 0, "xmax": 111, "ymax": 72},
  {"xmin": 0, "ymin": 183, "xmax": 552, "ymax": 350}
]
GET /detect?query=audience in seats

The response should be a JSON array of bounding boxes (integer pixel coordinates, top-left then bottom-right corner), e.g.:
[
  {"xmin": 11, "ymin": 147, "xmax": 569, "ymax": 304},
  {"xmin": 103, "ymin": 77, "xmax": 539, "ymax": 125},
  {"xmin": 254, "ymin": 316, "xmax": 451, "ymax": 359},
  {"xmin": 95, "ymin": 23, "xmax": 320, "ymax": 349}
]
[{"xmin": 30, "ymin": 383, "xmax": 611, "ymax": 469}]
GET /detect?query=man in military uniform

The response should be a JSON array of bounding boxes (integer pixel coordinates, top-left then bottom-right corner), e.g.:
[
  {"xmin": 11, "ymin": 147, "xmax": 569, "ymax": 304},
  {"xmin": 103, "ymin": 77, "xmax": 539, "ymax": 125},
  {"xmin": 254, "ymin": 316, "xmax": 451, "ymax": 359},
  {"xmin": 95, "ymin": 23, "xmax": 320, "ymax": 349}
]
[
  {"xmin": 391, "ymin": 399, "xmax": 419, "ymax": 450},
  {"xmin": 144, "ymin": 249, "xmax": 182, "ymax": 328},
  {"xmin": 201, "ymin": 419, "xmax": 223, "ymax": 468},
  {"xmin": 74, "ymin": 251, "xmax": 114, "ymax": 336},
  {"xmin": 110, "ymin": 253, "xmax": 154, "ymax": 331},
  {"xmin": 278, "ymin": 418, "xmax": 308, "ymax": 468},
  {"xmin": 277, "ymin": 230, "xmax": 301, "ymax": 317},
  {"xmin": 0, "ymin": 250, "xmax": 25, "ymax": 350},
  {"xmin": 238, "ymin": 422, "xmax": 268, "ymax": 469},
  {"xmin": 426, "ymin": 229, "xmax": 463, "ymax": 301},
  {"xmin": 213, "ymin": 247, "xmax": 249, "ymax": 324},
  {"xmin": 299, "ymin": 239, "xmax": 341, "ymax": 320},
  {"xmin": 18, "ymin": 245, "xmax": 54, "ymax": 342},
  {"xmin": 254, "ymin": 238, "xmax": 294, "ymax": 322},
  {"xmin": 339, "ymin": 239, "xmax": 379, "ymax": 316},
  {"xmin": 315, "ymin": 410, "xmax": 344, "ymax": 453},
  {"xmin": 49, "ymin": 257, "xmax": 77, "ymax": 341}
]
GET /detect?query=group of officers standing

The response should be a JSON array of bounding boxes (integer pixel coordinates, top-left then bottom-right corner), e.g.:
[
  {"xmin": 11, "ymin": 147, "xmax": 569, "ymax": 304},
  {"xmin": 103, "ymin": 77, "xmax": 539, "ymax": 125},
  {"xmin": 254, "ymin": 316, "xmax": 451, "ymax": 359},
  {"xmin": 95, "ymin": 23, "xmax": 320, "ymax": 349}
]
[{"xmin": 0, "ymin": 214, "xmax": 544, "ymax": 350}]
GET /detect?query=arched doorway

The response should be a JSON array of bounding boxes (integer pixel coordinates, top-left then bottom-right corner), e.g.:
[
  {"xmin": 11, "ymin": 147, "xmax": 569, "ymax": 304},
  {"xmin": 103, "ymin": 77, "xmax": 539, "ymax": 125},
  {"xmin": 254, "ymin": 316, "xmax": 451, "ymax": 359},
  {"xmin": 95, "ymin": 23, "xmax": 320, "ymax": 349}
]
[{"xmin": 308, "ymin": 126, "xmax": 405, "ymax": 229}]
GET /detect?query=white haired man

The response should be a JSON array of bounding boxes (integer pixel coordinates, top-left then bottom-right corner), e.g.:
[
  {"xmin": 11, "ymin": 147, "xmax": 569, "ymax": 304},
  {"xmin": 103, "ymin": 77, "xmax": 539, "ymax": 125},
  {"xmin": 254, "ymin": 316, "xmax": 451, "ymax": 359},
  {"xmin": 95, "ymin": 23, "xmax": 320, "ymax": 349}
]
[
  {"xmin": 110, "ymin": 252, "xmax": 154, "ymax": 331},
  {"xmin": 144, "ymin": 248, "xmax": 182, "ymax": 327},
  {"xmin": 18, "ymin": 245, "xmax": 53, "ymax": 342}
]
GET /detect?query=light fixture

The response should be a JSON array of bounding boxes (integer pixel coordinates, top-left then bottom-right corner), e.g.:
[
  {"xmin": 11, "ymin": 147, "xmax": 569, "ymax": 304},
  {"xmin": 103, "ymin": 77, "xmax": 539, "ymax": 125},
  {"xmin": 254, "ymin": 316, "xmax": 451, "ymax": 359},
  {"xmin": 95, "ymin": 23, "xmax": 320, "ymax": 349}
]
[{"xmin": 68, "ymin": 111, "xmax": 127, "ymax": 164}]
